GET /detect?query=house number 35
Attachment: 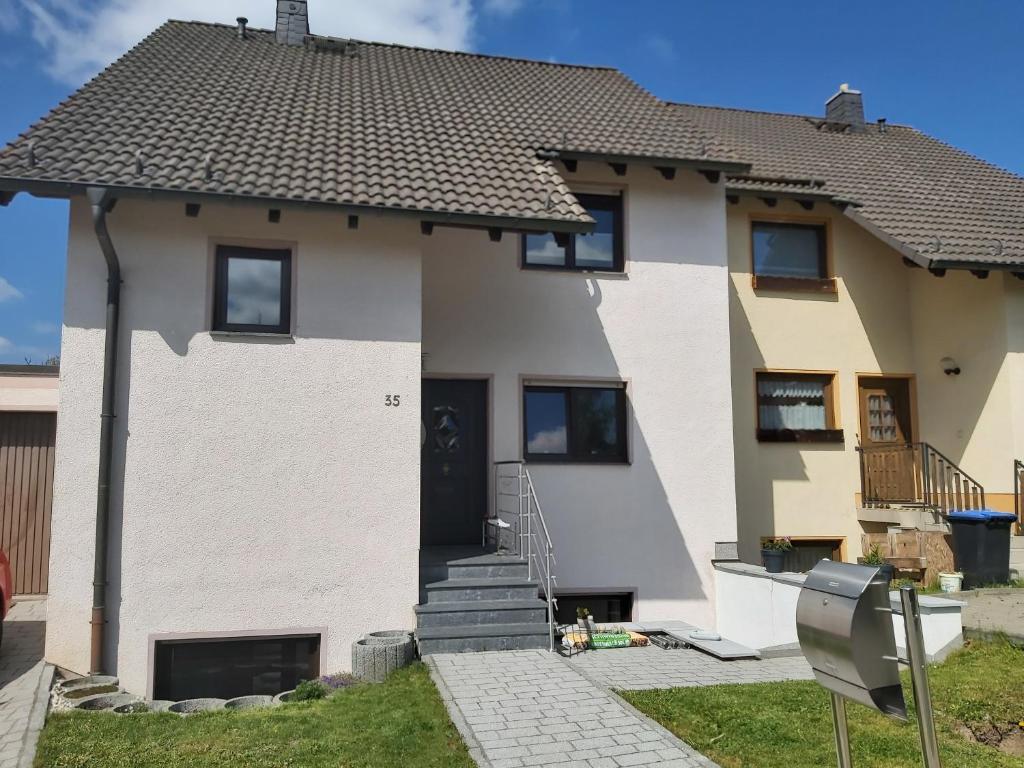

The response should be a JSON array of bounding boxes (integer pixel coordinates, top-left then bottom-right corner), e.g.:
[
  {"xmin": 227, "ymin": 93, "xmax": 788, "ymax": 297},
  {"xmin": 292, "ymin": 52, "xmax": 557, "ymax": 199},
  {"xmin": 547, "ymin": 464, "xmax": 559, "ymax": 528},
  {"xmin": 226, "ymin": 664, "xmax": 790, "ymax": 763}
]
[{"xmin": 385, "ymin": 395, "xmax": 401, "ymax": 407}]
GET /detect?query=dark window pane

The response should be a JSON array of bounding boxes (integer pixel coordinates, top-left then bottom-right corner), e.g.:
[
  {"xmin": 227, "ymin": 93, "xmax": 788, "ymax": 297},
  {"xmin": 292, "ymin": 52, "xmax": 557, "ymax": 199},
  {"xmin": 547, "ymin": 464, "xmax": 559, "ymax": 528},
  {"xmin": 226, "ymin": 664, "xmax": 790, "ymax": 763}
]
[
  {"xmin": 571, "ymin": 388, "xmax": 623, "ymax": 458},
  {"xmin": 154, "ymin": 635, "xmax": 320, "ymax": 701},
  {"xmin": 575, "ymin": 207, "xmax": 615, "ymax": 269},
  {"xmin": 226, "ymin": 256, "xmax": 283, "ymax": 326},
  {"xmin": 525, "ymin": 390, "xmax": 567, "ymax": 454},
  {"xmin": 524, "ymin": 233, "xmax": 567, "ymax": 267},
  {"xmin": 753, "ymin": 223, "xmax": 825, "ymax": 279},
  {"xmin": 555, "ymin": 593, "xmax": 633, "ymax": 624}
]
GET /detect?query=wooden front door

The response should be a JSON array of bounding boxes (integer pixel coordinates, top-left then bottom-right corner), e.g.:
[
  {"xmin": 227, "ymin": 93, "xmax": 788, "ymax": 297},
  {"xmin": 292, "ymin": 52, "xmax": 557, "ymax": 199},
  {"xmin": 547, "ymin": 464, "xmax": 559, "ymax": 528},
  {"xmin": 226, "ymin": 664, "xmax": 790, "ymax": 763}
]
[
  {"xmin": 0, "ymin": 412, "xmax": 56, "ymax": 595},
  {"xmin": 858, "ymin": 377, "xmax": 916, "ymax": 503},
  {"xmin": 421, "ymin": 379, "xmax": 487, "ymax": 546}
]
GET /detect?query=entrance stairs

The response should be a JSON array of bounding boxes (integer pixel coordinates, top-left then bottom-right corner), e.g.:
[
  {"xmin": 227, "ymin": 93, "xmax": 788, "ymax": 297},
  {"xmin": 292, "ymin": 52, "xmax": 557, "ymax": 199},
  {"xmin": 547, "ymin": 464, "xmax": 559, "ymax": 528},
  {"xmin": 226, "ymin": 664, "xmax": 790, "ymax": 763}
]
[{"xmin": 415, "ymin": 549, "xmax": 551, "ymax": 655}]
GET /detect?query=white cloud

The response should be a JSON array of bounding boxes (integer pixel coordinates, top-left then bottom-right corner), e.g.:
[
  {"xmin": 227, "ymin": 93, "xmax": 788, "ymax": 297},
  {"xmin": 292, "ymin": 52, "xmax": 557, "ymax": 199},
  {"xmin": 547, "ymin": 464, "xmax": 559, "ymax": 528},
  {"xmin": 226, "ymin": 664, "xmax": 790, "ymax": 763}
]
[
  {"xmin": 647, "ymin": 35, "xmax": 675, "ymax": 63},
  {"xmin": 0, "ymin": 276, "xmax": 23, "ymax": 302},
  {"xmin": 19, "ymin": 0, "xmax": 475, "ymax": 85},
  {"xmin": 527, "ymin": 426, "xmax": 566, "ymax": 454},
  {"xmin": 0, "ymin": 336, "xmax": 11, "ymax": 351},
  {"xmin": 31, "ymin": 320, "xmax": 59, "ymax": 334}
]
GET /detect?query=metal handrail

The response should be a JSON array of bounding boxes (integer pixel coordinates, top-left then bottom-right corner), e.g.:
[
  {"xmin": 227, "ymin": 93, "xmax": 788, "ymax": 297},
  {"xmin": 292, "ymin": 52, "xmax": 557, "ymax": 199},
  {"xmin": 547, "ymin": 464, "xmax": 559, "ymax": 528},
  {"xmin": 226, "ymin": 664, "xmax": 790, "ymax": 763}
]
[
  {"xmin": 857, "ymin": 442, "xmax": 985, "ymax": 515},
  {"xmin": 490, "ymin": 461, "xmax": 558, "ymax": 651}
]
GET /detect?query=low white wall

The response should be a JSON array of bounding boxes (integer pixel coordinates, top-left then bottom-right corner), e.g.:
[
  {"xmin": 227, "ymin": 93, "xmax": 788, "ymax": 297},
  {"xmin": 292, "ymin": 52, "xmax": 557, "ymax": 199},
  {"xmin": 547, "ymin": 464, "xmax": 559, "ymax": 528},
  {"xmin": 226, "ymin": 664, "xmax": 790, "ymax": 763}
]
[
  {"xmin": 47, "ymin": 198, "xmax": 423, "ymax": 695},
  {"xmin": 715, "ymin": 563, "xmax": 965, "ymax": 662}
]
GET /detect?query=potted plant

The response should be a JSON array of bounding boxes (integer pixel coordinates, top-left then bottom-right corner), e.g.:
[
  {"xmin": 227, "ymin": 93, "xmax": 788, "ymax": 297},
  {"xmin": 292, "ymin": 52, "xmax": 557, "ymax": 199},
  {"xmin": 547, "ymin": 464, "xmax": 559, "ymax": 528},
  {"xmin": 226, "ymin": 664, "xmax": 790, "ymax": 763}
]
[
  {"xmin": 862, "ymin": 544, "xmax": 895, "ymax": 585},
  {"xmin": 761, "ymin": 538, "xmax": 792, "ymax": 574}
]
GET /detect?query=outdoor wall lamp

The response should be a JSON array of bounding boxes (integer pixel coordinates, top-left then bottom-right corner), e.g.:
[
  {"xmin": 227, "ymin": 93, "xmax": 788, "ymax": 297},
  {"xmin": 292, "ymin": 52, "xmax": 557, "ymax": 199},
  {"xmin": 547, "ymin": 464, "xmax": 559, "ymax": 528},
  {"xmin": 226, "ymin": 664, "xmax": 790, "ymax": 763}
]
[{"xmin": 941, "ymin": 356, "xmax": 961, "ymax": 376}]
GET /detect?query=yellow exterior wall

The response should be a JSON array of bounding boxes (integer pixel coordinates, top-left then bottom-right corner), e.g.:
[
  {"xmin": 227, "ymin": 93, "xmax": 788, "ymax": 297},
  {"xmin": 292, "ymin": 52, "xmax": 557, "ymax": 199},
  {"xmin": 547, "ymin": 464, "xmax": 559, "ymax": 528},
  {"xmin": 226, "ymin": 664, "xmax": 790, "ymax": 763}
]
[{"xmin": 729, "ymin": 198, "xmax": 1021, "ymax": 562}]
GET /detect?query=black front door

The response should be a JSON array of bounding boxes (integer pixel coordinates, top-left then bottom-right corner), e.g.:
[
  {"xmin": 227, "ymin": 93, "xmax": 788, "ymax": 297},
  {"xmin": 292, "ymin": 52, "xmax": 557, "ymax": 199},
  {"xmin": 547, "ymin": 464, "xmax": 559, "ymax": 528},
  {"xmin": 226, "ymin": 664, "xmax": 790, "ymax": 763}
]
[{"xmin": 421, "ymin": 379, "xmax": 488, "ymax": 546}]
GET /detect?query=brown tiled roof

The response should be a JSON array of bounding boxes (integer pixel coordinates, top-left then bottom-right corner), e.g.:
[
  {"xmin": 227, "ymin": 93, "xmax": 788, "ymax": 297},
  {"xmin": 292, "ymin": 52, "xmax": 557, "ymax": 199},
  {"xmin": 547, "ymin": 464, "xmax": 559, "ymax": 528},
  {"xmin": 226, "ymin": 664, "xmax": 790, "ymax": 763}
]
[
  {"xmin": 0, "ymin": 21, "xmax": 741, "ymax": 232},
  {"xmin": 675, "ymin": 104, "xmax": 1024, "ymax": 268}
]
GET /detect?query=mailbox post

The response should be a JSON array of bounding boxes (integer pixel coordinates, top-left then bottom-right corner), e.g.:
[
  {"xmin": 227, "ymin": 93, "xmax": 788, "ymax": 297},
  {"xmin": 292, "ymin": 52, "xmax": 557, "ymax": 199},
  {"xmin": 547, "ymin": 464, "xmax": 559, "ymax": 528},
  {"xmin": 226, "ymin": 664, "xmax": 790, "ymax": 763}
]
[{"xmin": 796, "ymin": 561, "xmax": 942, "ymax": 768}]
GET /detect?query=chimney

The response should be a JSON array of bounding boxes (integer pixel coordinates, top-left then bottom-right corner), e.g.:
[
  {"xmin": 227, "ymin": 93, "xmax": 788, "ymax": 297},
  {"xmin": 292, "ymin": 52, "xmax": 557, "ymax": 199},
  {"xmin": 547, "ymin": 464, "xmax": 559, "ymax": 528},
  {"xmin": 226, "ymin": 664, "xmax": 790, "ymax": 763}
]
[
  {"xmin": 276, "ymin": 1, "xmax": 309, "ymax": 45},
  {"xmin": 825, "ymin": 83, "xmax": 865, "ymax": 131}
]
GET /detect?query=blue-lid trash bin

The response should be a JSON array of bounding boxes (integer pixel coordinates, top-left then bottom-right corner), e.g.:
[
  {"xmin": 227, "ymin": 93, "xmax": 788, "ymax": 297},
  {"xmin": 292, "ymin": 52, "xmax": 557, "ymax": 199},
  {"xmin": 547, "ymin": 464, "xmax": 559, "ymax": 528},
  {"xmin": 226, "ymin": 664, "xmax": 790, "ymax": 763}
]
[{"xmin": 947, "ymin": 509, "xmax": 1017, "ymax": 589}]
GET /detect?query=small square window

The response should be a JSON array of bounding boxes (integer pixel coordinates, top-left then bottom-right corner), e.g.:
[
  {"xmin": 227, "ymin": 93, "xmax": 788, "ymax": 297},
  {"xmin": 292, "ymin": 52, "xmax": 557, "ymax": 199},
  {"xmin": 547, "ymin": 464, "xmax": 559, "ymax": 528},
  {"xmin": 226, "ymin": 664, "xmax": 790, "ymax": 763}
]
[
  {"xmin": 751, "ymin": 221, "xmax": 833, "ymax": 291},
  {"xmin": 523, "ymin": 193, "xmax": 624, "ymax": 272},
  {"xmin": 213, "ymin": 245, "xmax": 292, "ymax": 334},
  {"xmin": 524, "ymin": 384, "xmax": 628, "ymax": 463},
  {"xmin": 756, "ymin": 372, "xmax": 843, "ymax": 443}
]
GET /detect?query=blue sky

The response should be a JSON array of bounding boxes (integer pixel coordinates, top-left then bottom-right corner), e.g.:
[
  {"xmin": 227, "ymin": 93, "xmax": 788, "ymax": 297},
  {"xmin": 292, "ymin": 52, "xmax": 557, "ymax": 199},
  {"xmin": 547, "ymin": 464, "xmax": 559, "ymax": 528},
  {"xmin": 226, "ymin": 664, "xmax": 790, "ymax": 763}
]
[{"xmin": 1, "ymin": 0, "xmax": 1022, "ymax": 364}]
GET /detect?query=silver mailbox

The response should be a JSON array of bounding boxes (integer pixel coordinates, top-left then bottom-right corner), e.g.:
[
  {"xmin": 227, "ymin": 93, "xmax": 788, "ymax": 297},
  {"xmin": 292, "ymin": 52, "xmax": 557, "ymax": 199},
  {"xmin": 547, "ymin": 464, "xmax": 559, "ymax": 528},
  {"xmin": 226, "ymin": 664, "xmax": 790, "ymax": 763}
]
[{"xmin": 796, "ymin": 560, "xmax": 906, "ymax": 720}]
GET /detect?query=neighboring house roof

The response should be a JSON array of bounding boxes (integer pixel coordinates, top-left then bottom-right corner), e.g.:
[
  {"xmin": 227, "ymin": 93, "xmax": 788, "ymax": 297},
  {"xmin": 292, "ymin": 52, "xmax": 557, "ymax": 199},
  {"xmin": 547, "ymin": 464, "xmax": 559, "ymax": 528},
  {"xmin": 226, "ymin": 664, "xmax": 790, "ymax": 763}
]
[
  {"xmin": 0, "ymin": 21, "xmax": 742, "ymax": 233},
  {"xmin": 674, "ymin": 103, "xmax": 1024, "ymax": 270}
]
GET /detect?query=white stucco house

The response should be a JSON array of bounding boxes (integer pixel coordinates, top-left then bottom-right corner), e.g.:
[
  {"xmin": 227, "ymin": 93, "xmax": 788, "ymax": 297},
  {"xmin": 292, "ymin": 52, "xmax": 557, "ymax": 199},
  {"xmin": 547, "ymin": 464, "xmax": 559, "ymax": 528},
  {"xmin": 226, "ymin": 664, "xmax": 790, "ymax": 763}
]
[{"xmin": 0, "ymin": 3, "xmax": 744, "ymax": 697}]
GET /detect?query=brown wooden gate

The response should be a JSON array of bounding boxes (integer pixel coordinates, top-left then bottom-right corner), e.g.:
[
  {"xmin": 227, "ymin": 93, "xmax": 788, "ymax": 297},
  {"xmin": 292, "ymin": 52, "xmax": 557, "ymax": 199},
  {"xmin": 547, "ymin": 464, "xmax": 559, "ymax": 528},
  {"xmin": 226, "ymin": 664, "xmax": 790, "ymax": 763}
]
[{"xmin": 0, "ymin": 412, "xmax": 56, "ymax": 595}]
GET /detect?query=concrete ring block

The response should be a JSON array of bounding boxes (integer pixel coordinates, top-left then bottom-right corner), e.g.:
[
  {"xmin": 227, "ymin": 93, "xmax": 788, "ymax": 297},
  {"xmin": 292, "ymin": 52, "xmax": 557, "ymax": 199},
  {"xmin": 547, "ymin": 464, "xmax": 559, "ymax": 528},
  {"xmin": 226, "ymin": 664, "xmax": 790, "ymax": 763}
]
[
  {"xmin": 74, "ymin": 694, "xmax": 141, "ymax": 712},
  {"xmin": 352, "ymin": 637, "xmax": 414, "ymax": 683},
  {"xmin": 60, "ymin": 675, "xmax": 118, "ymax": 693},
  {"xmin": 272, "ymin": 690, "xmax": 295, "ymax": 704},
  {"xmin": 225, "ymin": 695, "xmax": 278, "ymax": 710},
  {"xmin": 168, "ymin": 698, "xmax": 226, "ymax": 714},
  {"xmin": 364, "ymin": 630, "xmax": 414, "ymax": 645}
]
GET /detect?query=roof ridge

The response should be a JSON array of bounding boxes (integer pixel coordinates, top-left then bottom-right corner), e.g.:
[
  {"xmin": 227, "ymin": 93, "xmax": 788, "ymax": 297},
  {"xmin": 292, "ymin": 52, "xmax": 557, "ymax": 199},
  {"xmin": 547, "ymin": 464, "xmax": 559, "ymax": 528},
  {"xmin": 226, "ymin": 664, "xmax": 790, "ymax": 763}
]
[
  {"xmin": 164, "ymin": 19, "xmax": 619, "ymax": 72},
  {"xmin": 671, "ymin": 101, "xmax": 916, "ymax": 130}
]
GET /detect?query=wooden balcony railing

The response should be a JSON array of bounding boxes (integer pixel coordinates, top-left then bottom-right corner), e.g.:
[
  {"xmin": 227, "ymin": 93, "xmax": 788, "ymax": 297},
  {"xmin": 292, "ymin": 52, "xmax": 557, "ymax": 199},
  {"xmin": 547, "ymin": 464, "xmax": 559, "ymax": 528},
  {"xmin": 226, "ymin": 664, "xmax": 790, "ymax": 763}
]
[
  {"xmin": 858, "ymin": 442, "xmax": 985, "ymax": 516},
  {"xmin": 1014, "ymin": 459, "xmax": 1024, "ymax": 532}
]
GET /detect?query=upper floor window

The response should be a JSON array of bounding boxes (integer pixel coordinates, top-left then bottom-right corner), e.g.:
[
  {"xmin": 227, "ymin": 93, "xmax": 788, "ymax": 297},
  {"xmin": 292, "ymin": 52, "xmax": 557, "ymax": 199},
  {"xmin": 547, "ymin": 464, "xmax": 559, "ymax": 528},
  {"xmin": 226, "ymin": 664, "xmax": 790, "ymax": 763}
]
[
  {"xmin": 751, "ymin": 221, "xmax": 834, "ymax": 292},
  {"xmin": 213, "ymin": 245, "xmax": 292, "ymax": 334},
  {"xmin": 523, "ymin": 193, "xmax": 624, "ymax": 273},
  {"xmin": 523, "ymin": 383, "xmax": 628, "ymax": 463},
  {"xmin": 756, "ymin": 371, "xmax": 843, "ymax": 443}
]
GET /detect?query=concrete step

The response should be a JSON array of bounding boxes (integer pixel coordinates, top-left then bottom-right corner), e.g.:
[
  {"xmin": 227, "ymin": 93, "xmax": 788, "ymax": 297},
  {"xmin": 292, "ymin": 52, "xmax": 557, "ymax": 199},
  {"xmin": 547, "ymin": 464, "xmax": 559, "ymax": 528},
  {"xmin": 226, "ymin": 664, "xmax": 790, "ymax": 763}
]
[
  {"xmin": 446, "ymin": 553, "xmax": 530, "ymax": 579},
  {"xmin": 414, "ymin": 599, "xmax": 548, "ymax": 628},
  {"xmin": 416, "ymin": 623, "xmax": 551, "ymax": 654},
  {"xmin": 424, "ymin": 577, "xmax": 539, "ymax": 604}
]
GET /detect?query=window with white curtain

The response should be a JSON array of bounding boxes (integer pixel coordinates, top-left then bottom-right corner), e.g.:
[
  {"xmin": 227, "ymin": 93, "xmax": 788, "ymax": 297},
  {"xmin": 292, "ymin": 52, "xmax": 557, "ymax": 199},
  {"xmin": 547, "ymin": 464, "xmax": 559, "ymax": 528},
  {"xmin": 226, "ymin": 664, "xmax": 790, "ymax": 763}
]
[{"xmin": 756, "ymin": 372, "xmax": 842, "ymax": 442}]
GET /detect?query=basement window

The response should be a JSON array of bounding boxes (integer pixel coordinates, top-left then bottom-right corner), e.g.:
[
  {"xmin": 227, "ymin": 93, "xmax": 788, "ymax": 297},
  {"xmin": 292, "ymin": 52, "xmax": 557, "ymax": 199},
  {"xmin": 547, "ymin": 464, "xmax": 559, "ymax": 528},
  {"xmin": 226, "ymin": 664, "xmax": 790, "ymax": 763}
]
[
  {"xmin": 523, "ymin": 384, "xmax": 628, "ymax": 463},
  {"xmin": 213, "ymin": 245, "xmax": 292, "ymax": 334},
  {"xmin": 751, "ymin": 220, "xmax": 834, "ymax": 292},
  {"xmin": 153, "ymin": 634, "xmax": 320, "ymax": 701},
  {"xmin": 555, "ymin": 593, "xmax": 634, "ymax": 624},
  {"xmin": 756, "ymin": 371, "xmax": 843, "ymax": 443},
  {"xmin": 522, "ymin": 193, "xmax": 624, "ymax": 272}
]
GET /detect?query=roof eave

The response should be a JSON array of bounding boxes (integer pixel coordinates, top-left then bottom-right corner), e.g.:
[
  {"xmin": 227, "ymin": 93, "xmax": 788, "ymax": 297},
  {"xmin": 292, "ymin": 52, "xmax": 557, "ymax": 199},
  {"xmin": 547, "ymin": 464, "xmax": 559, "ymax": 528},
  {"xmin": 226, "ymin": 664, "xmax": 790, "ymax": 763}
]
[
  {"xmin": 544, "ymin": 150, "xmax": 751, "ymax": 176},
  {"xmin": 0, "ymin": 177, "xmax": 596, "ymax": 235}
]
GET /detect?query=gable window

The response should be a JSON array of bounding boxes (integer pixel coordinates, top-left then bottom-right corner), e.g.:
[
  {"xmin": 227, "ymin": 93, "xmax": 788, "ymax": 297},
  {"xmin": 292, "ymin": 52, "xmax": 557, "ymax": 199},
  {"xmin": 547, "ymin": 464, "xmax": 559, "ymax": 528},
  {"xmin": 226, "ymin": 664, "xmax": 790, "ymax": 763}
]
[
  {"xmin": 523, "ymin": 193, "xmax": 624, "ymax": 272},
  {"xmin": 756, "ymin": 371, "xmax": 843, "ymax": 443},
  {"xmin": 523, "ymin": 384, "xmax": 628, "ymax": 463},
  {"xmin": 213, "ymin": 245, "xmax": 292, "ymax": 334},
  {"xmin": 751, "ymin": 221, "xmax": 833, "ymax": 292}
]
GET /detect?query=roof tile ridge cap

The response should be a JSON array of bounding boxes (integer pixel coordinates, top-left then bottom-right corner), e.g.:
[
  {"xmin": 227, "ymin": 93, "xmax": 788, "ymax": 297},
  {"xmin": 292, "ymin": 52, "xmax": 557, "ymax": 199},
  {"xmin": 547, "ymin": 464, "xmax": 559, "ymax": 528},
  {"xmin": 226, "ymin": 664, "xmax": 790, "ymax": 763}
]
[
  {"xmin": 673, "ymin": 101, "xmax": 915, "ymax": 131},
  {"xmin": 336, "ymin": 37, "xmax": 616, "ymax": 71}
]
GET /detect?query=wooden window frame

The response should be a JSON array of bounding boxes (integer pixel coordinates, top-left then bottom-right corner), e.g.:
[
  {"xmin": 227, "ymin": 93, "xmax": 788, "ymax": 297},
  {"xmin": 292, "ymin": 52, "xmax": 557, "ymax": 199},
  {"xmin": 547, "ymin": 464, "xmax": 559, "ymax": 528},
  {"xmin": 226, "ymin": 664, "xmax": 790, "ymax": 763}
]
[
  {"xmin": 212, "ymin": 245, "xmax": 292, "ymax": 334},
  {"xmin": 521, "ymin": 193, "xmax": 625, "ymax": 273},
  {"xmin": 750, "ymin": 216, "xmax": 835, "ymax": 293},
  {"xmin": 755, "ymin": 370, "xmax": 843, "ymax": 443},
  {"xmin": 523, "ymin": 384, "xmax": 628, "ymax": 464}
]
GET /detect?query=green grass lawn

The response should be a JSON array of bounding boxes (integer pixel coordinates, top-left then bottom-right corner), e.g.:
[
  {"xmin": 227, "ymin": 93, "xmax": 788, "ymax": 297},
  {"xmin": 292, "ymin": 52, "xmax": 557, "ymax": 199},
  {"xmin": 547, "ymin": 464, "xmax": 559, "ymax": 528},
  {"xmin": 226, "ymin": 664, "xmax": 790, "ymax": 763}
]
[
  {"xmin": 36, "ymin": 663, "xmax": 474, "ymax": 768},
  {"xmin": 622, "ymin": 640, "xmax": 1024, "ymax": 768}
]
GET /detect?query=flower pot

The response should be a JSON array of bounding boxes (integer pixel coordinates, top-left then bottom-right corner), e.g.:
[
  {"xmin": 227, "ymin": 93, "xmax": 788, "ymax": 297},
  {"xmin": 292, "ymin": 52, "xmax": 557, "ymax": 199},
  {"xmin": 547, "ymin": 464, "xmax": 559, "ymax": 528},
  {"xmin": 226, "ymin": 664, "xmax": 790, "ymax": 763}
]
[
  {"xmin": 225, "ymin": 695, "xmax": 278, "ymax": 710},
  {"xmin": 762, "ymin": 549, "xmax": 786, "ymax": 574},
  {"xmin": 939, "ymin": 572, "xmax": 964, "ymax": 593},
  {"xmin": 168, "ymin": 698, "xmax": 226, "ymax": 715}
]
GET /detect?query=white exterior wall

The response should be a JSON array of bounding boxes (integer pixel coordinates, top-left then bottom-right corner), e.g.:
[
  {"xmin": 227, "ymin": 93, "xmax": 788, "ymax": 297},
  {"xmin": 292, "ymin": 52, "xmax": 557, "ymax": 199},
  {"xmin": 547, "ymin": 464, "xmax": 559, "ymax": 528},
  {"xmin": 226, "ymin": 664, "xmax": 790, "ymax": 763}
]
[
  {"xmin": 0, "ymin": 373, "xmax": 59, "ymax": 411},
  {"xmin": 423, "ymin": 166, "xmax": 737, "ymax": 628},
  {"xmin": 47, "ymin": 198, "xmax": 423, "ymax": 694}
]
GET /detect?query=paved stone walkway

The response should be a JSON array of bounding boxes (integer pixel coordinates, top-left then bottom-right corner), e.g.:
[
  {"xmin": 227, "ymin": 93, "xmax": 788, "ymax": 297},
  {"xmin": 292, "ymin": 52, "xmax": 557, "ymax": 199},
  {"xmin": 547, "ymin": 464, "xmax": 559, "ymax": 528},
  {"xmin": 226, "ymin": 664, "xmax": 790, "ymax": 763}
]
[
  {"xmin": 0, "ymin": 600, "xmax": 50, "ymax": 768},
  {"xmin": 564, "ymin": 646, "xmax": 814, "ymax": 690},
  {"xmin": 430, "ymin": 649, "xmax": 720, "ymax": 768}
]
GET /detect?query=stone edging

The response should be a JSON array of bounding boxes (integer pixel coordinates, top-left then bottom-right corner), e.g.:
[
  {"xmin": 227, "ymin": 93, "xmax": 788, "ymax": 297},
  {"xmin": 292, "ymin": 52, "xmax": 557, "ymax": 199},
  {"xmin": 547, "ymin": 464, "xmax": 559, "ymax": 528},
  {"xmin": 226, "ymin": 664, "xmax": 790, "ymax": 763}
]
[
  {"xmin": 18, "ymin": 663, "xmax": 54, "ymax": 768},
  {"xmin": 422, "ymin": 656, "xmax": 492, "ymax": 768}
]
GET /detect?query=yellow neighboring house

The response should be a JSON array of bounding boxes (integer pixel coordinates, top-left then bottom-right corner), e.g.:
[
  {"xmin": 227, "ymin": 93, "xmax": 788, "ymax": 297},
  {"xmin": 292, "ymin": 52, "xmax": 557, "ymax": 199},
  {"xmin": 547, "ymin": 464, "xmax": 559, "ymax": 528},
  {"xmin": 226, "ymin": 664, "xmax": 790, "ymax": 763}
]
[{"xmin": 678, "ymin": 88, "xmax": 1024, "ymax": 575}]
